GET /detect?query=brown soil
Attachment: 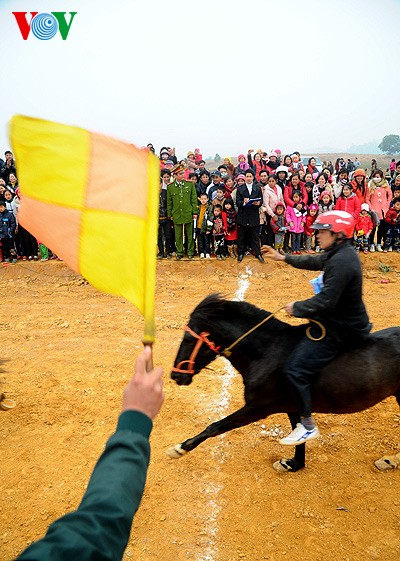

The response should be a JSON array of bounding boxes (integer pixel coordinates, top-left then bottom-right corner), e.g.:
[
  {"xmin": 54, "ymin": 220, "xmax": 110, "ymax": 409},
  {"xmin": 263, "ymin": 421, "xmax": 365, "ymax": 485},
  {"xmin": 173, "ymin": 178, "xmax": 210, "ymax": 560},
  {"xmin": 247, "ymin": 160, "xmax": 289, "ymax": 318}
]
[{"xmin": 1, "ymin": 255, "xmax": 400, "ymax": 561}]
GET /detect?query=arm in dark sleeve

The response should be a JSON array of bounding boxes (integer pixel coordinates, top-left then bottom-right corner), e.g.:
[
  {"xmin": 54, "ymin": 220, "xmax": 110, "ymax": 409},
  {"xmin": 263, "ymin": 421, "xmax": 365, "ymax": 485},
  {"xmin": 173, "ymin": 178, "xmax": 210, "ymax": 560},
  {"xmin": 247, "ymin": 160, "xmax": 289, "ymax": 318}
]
[
  {"xmin": 236, "ymin": 186, "xmax": 245, "ymax": 208},
  {"xmin": 15, "ymin": 411, "xmax": 152, "ymax": 561},
  {"xmin": 292, "ymin": 255, "xmax": 351, "ymax": 318},
  {"xmin": 166, "ymin": 186, "xmax": 172, "ymax": 217},
  {"xmin": 191, "ymin": 184, "xmax": 198, "ymax": 214},
  {"xmin": 284, "ymin": 253, "xmax": 326, "ymax": 271}
]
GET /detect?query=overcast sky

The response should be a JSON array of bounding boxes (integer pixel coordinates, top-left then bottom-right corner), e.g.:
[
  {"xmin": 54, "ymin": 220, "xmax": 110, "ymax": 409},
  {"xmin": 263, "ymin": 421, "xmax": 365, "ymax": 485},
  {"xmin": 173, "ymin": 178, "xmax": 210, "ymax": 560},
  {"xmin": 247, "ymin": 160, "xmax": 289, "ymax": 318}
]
[{"xmin": 1, "ymin": 0, "xmax": 400, "ymax": 158}]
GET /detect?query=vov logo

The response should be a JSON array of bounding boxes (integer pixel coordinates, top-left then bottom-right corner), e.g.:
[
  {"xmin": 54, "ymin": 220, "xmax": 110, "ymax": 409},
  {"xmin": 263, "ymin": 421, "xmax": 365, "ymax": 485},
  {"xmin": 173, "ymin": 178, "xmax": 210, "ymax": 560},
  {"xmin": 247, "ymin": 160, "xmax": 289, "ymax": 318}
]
[{"xmin": 12, "ymin": 12, "xmax": 77, "ymax": 40}]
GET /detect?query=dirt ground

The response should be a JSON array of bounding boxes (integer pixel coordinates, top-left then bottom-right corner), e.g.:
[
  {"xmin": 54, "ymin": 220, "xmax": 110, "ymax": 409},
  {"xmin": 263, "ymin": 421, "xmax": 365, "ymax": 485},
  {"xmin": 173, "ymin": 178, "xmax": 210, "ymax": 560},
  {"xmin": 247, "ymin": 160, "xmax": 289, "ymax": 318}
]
[{"xmin": 1, "ymin": 254, "xmax": 399, "ymax": 561}]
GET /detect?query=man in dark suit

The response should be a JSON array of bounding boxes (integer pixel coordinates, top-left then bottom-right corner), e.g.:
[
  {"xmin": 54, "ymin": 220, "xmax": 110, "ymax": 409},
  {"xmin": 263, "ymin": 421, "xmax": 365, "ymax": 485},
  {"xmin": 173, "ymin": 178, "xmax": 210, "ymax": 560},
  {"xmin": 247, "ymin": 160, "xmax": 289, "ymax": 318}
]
[{"xmin": 236, "ymin": 169, "xmax": 264, "ymax": 263}]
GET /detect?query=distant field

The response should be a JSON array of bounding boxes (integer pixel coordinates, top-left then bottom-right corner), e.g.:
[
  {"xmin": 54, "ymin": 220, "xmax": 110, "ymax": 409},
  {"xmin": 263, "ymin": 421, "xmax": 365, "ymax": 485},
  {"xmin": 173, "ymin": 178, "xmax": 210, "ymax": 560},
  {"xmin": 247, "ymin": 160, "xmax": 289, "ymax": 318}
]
[{"xmin": 205, "ymin": 153, "xmax": 396, "ymax": 175}]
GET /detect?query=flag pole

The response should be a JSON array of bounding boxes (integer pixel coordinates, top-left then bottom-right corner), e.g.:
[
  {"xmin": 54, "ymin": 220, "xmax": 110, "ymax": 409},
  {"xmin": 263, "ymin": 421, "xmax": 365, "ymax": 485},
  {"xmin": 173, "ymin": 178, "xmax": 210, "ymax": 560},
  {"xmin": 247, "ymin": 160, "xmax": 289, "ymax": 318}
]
[{"xmin": 142, "ymin": 342, "xmax": 154, "ymax": 371}]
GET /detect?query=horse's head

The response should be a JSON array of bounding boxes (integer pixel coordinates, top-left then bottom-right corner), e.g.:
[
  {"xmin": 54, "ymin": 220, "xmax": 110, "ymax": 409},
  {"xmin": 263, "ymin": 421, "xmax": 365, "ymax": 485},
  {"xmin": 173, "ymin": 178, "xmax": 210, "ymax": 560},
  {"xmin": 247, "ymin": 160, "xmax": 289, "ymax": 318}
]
[{"xmin": 171, "ymin": 294, "xmax": 227, "ymax": 385}]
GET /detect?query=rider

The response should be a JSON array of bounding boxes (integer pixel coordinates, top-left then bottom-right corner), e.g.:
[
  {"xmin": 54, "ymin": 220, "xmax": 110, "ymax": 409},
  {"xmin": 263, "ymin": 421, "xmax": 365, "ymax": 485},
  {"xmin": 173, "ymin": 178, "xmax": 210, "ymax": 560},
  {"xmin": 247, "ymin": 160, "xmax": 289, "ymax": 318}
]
[{"xmin": 263, "ymin": 210, "xmax": 371, "ymax": 445}]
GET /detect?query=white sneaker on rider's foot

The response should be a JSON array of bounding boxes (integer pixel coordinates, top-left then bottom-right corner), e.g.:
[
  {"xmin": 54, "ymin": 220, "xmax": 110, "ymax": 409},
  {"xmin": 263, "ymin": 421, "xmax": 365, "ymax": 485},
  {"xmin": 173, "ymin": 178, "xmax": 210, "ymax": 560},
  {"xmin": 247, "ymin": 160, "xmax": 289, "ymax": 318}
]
[
  {"xmin": 369, "ymin": 244, "xmax": 375, "ymax": 252},
  {"xmin": 279, "ymin": 423, "xmax": 320, "ymax": 446},
  {"xmin": 376, "ymin": 244, "xmax": 383, "ymax": 252}
]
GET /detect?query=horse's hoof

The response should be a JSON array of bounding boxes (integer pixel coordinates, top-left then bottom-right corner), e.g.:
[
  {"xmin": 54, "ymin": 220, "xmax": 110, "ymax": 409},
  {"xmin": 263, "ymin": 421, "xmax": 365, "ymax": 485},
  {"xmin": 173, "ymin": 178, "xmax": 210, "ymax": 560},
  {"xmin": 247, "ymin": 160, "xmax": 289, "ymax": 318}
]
[
  {"xmin": 273, "ymin": 458, "xmax": 300, "ymax": 473},
  {"xmin": 0, "ymin": 398, "xmax": 16, "ymax": 411},
  {"xmin": 374, "ymin": 454, "xmax": 400, "ymax": 471},
  {"xmin": 166, "ymin": 444, "xmax": 187, "ymax": 459}
]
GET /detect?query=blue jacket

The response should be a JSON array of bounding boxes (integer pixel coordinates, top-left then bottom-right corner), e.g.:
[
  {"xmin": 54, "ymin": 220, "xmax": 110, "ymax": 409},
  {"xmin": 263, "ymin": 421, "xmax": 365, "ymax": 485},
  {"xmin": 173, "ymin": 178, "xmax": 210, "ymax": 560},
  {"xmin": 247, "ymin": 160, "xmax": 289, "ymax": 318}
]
[{"xmin": 0, "ymin": 209, "xmax": 16, "ymax": 238}]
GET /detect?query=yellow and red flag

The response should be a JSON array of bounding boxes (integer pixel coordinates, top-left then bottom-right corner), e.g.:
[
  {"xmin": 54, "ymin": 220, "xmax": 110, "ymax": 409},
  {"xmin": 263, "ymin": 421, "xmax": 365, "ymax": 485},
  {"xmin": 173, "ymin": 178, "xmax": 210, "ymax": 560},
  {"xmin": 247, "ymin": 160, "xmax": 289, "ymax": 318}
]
[{"xmin": 10, "ymin": 115, "xmax": 159, "ymax": 343}]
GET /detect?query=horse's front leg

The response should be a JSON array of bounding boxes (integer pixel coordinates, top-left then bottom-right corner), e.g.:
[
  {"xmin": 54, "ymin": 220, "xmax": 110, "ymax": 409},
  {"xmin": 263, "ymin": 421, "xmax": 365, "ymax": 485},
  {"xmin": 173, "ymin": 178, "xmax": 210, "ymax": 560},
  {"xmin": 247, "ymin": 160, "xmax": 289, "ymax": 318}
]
[
  {"xmin": 167, "ymin": 404, "xmax": 267, "ymax": 458},
  {"xmin": 273, "ymin": 412, "xmax": 306, "ymax": 473}
]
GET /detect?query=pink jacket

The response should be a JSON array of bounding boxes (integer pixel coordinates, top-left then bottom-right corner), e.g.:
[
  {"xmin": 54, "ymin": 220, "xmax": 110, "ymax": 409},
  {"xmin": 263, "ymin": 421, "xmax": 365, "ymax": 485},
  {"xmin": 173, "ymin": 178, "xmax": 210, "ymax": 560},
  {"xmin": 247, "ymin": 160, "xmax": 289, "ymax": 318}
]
[
  {"xmin": 286, "ymin": 206, "xmax": 306, "ymax": 233},
  {"xmin": 366, "ymin": 182, "xmax": 392, "ymax": 219},
  {"xmin": 262, "ymin": 185, "xmax": 284, "ymax": 217}
]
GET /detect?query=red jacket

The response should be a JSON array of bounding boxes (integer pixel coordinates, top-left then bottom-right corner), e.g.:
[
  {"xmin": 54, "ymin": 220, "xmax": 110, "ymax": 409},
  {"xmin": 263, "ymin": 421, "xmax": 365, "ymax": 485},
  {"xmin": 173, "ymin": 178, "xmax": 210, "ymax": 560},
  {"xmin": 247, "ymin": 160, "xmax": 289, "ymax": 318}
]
[
  {"xmin": 384, "ymin": 207, "xmax": 400, "ymax": 225},
  {"xmin": 222, "ymin": 211, "xmax": 238, "ymax": 241},
  {"xmin": 284, "ymin": 183, "xmax": 308, "ymax": 208},
  {"xmin": 304, "ymin": 213, "xmax": 317, "ymax": 236},
  {"xmin": 355, "ymin": 214, "xmax": 373, "ymax": 236},
  {"xmin": 334, "ymin": 193, "xmax": 361, "ymax": 219}
]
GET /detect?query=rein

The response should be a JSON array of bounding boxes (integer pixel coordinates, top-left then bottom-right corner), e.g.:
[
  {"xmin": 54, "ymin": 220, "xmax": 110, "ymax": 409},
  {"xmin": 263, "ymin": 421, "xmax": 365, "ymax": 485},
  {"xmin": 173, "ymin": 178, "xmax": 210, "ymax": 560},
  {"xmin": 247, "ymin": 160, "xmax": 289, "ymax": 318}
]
[{"xmin": 172, "ymin": 308, "xmax": 326, "ymax": 376}]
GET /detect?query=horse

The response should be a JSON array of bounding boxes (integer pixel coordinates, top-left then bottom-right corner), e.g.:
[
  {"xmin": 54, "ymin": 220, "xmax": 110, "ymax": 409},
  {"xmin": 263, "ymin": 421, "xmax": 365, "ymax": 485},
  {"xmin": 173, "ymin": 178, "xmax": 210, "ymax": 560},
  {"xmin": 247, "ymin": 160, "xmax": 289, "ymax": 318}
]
[{"xmin": 168, "ymin": 294, "xmax": 400, "ymax": 472}]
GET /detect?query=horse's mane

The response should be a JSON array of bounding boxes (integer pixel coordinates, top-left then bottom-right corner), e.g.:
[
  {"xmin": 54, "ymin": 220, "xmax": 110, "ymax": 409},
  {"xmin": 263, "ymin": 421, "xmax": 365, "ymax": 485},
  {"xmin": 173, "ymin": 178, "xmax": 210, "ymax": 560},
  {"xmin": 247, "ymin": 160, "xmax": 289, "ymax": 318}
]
[{"xmin": 191, "ymin": 293, "xmax": 288, "ymax": 330}]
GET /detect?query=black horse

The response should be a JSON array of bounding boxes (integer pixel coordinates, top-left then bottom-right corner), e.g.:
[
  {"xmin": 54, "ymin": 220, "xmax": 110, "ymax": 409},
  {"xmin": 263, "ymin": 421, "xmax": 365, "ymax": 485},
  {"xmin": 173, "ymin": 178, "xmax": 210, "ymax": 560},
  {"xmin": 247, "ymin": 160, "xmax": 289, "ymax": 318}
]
[{"xmin": 169, "ymin": 294, "xmax": 400, "ymax": 472}]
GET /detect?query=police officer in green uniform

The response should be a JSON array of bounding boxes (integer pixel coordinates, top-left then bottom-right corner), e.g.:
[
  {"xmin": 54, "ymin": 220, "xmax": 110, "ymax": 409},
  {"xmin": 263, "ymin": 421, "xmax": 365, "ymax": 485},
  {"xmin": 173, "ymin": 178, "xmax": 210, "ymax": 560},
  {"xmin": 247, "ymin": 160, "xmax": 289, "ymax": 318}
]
[{"xmin": 167, "ymin": 164, "xmax": 198, "ymax": 259}]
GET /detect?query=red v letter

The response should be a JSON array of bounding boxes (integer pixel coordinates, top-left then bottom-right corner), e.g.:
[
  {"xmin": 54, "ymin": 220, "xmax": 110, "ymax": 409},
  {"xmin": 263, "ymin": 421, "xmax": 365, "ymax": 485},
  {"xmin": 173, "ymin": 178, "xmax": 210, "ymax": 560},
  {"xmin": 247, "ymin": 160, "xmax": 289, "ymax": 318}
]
[{"xmin": 12, "ymin": 12, "xmax": 39, "ymax": 40}]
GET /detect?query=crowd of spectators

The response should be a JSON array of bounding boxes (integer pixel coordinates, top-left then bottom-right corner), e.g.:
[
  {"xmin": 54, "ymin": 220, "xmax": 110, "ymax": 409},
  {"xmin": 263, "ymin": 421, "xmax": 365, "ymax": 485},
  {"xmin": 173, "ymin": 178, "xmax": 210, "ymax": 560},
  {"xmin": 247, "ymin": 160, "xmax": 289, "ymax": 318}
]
[
  {"xmin": 154, "ymin": 145, "xmax": 400, "ymax": 260},
  {"xmin": 1, "ymin": 147, "xmax": 399, "ymax": 265}
]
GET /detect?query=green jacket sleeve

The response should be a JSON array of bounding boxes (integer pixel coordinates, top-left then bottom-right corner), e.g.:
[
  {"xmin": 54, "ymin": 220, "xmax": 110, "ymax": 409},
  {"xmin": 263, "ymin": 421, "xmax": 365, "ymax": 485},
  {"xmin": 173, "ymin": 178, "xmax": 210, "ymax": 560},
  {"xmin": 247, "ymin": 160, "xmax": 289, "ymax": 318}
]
[{"xmin": 15, "ymin": 410, "xmax": 153, "ymax": 561}]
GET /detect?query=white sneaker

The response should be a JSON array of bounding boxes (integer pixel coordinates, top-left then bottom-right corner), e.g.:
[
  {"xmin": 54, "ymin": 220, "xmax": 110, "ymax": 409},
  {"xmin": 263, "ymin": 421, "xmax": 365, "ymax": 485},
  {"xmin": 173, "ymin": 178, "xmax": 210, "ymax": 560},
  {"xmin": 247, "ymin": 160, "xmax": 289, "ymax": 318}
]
[
  {"xmin": 205, "ymin": 254, "xmax": 211, "ymax": 259},
  {"xmin": 279, "ymin": 423, "xmax": 320, "ymax": 446},
  {"xmin": 388, "ymin": 246, "xmax": 393, "ymax": 252},
  {"xmin": 200, "ymin": 253, "xmax": 205, "ymax": 259},
  {"xmin": 376, "ymin": 244, "xmax": 383, "ymax": 252},
  {"xmin": 369, "ymin": 244, "xmax": 375, "ymax": 252}
]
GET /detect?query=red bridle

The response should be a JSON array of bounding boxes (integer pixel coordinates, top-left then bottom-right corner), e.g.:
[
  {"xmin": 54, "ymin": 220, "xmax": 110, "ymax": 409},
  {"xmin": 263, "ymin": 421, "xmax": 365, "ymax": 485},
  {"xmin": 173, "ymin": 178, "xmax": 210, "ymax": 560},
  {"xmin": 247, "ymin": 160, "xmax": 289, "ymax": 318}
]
[{"xmin": 171, "ymin": 325, "xmax": 221, "ymax": 376}]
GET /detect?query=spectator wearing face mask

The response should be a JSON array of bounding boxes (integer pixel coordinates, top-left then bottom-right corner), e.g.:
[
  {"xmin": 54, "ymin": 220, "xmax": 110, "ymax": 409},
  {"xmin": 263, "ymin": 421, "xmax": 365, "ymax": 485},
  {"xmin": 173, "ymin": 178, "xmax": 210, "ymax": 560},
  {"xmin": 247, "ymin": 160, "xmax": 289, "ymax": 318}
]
[{"xmin": 366, "ymin": 169, "xmax": 392, "ymax": 252}]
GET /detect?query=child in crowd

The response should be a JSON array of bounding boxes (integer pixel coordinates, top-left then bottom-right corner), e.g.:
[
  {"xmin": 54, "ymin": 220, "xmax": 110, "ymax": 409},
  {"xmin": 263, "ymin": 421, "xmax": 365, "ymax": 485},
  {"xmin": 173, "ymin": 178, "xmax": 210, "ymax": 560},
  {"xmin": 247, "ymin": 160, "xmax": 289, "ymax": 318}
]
[
  {"xmin": 198, "ymin": 193, "xmax": 213, "ymax": 258},
  {"xmin": 304, "ymin": 181, "xmax": 314, "ymax": 206},
  {"xmin": 194, "ymin": 148, "xmax": 203, "ymax": 164},
  {"xmin": 286, "ymin": 192, "xmax": 306, "ymax": 254},
  {"xmin": 390, "ymin": 185, "xmax": 400, "ymax": 205},
  {"xmin": 212, "ymin": 204, "xmax": 226, "ymax": 260},
  {"xmin": 304, "ymin": 203, "xmax": 318, "ymax": 253},
  {"xmin": 0, "ymin": 200, "xmax": 17, "ymax": 263},
  {"xmin": 3, "ymin": 189, "xmax": 14, "ymax": 212},
  {"xmin": 355, "ymin": 203, "xmax": 373, "ymax": 254},
  {"xmin": 289, "ymin": 153, "xmax": 304, "ymax": 173},
  {"xmin": 270, "ymin": 202, "xmax": 287, "ymax": 255},
  {"xmin": 212, "ymin": 187, "xmax": 226, "ymax": 208},
  {"xmin": 383, "ymin": 197, "xmax": 400, "ymax": 252},
  {"xmin": 222, "ymin": 198, "xmax": 238, "ymax": 258},
  {"xmin": 318, "ymin": 190, "xmax": 334, "ymax": 214},
  {"xmin": 334, "ymin": 182, "xmax": 361, "ymax": 219}
]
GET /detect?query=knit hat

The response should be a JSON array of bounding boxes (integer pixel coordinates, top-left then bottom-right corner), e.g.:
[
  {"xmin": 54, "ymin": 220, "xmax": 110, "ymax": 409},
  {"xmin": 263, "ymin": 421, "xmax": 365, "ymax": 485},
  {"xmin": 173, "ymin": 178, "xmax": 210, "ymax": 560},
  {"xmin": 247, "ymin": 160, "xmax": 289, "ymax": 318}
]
[
  {"xmin": 187, "ymin": 151, "xmax": 194, "ymax": 157},
  {"xmin": 211, "ymin": 170, "xmax": 221, "ymax": 177},
  {"xmin": 309, "ymin": 203, "xmax": 318, "ymax": 210},
  {"xmin": 236, "ymin": 174, "xmax": 246, "ymax": 181},
  {"xmin": 274, "ymin": 202, "xmax": 286, "ymax": 211},
  {"xmin": 320, "ymin": 190, "xmax": 332, "ymax": 200},
  {"xmin": 269, "ymin": 151, "xmax": 278, "ymax": 158},
  {"xmin": 353, "ymin": 168, "xmax": 366, "ymax": 178},
  {"xmin": 237, "ymin": 154, "xmax": 246, "ymax": 161},
  {"xmin": 361, "ymin": 203, "xmax": 370, "ymax": 212},
  {"xmin": 276, "ymin": 165, "xmax": 289, "ymax": 175}
]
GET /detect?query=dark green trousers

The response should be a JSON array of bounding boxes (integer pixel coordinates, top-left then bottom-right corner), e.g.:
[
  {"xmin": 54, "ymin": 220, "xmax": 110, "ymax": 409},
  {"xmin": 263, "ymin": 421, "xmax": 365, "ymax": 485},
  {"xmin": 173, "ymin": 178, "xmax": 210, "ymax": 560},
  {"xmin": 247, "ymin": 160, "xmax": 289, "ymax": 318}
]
[{"xmin": 174, "ymin": 222, "xmax": 194, "ymax": 256}]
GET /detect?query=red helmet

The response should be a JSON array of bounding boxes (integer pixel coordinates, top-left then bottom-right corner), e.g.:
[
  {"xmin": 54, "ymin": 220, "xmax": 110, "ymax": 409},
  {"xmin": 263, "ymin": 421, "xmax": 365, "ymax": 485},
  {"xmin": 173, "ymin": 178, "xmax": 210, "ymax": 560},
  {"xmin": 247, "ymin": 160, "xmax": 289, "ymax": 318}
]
[{"xmin": 312, "ymin": 210, "xmax": 355, "ymax": 238}]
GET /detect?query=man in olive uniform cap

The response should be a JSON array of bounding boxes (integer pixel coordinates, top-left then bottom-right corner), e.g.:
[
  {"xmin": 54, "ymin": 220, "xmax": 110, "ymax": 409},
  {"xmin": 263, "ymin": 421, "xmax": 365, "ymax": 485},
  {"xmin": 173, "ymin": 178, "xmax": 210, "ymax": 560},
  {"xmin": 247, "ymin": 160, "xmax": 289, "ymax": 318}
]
[{"xmin": 167, "ymin": 164, "xmax": 198, "ymax": 259}]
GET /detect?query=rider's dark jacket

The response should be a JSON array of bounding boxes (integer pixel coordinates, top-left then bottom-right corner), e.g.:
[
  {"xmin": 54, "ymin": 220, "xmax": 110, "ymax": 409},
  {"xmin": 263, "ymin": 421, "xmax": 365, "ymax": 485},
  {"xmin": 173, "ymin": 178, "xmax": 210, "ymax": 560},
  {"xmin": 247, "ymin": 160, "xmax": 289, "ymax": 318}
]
[{"xmin": 285, "ymin": 239, "xmax": 372, "ymax": 342}]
